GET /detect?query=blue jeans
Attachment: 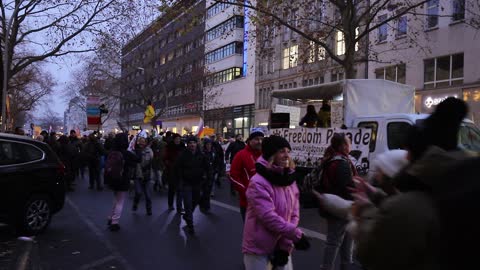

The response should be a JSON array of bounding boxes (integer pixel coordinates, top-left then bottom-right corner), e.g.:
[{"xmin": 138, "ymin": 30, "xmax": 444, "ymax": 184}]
[
  {"xmin": 321, "ymin": 218, "xmax": 353, "ymax": 270},
  {"xmin": 182, "ymin": 184, "xmax": 201, "ymax": 227},
  {"xmin": 133, "ymin": 178, "xmax": 152, "ymax": 210}
]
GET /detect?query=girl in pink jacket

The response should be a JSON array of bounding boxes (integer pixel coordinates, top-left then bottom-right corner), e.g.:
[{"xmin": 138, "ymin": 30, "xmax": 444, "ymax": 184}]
[{"xmin": 243, "ymin": 136, "xmax": 310, "ymax": 270}]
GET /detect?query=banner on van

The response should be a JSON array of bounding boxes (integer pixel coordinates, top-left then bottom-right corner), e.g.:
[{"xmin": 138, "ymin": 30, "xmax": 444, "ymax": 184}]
[{"xmin": 270, "ymin": 127, "xmax": 372, "ymax": 173}]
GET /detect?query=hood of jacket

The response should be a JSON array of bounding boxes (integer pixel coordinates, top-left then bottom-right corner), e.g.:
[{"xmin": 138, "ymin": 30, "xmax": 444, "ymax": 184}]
[{"xmin": 403, "ymin": 146, "xmax": 471, "ymax": 190}]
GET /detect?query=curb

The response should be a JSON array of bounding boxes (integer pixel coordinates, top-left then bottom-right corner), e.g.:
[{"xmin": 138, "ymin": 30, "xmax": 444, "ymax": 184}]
[{"xmin": 8, "ymin": 237, "xmax": 40, "ymax": 270}]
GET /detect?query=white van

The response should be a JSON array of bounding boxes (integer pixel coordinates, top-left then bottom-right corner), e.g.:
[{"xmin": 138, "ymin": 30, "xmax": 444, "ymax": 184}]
[{"xmin": 353, "ymin": 113, "xmax": 480, "ymax": 177}]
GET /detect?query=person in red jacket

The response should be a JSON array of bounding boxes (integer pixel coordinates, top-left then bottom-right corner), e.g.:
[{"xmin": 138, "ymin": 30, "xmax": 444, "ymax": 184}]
[{"xmin": 229, "ymin": 131, "xmax": 264, "ymax": 221}]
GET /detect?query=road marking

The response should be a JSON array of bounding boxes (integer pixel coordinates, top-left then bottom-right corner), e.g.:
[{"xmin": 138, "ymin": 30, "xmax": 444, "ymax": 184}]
[
  {"xmin": 211, "ymin": 200, "xmax": 326, "ymax": 241},
  {"xmin": 78, "ymin": 255, "xmax": 116, "ymax": 270},
  {"xmin": 66, "ymin": 198, "xmax": 135, "ymax": 270}
]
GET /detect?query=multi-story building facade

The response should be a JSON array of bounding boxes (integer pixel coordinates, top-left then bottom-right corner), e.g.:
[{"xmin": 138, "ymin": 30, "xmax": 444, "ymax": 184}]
[
  {"xmin": 369, "ymin": 0, "xmax": 480, "ymax": 124},
  {"xmin": 203, "ymin": 0, "xmax": 256, "ymax": 137},
  {"xmin": 120, "ymin": 0, "xmax": 206, "ymax": 134},
  {"xmin": 255, "ymin": 0, "xmax": 480, "ymax": 127}
]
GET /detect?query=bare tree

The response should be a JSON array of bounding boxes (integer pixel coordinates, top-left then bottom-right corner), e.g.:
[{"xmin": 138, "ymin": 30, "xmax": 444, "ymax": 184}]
[
  {"xmin": 0, "ymin": 0, "xmax": 149, "ymax": 130},
  {"xmin": 8, "ymin": 62, "xmax": 54, "ymax": 128},
  {"xmin": 159, "ymin": 0, "xmax": 436, "ymax": 79},
  {"xmin": 36, "ymin": 107, "xmax": 63, "ymax": 132}
]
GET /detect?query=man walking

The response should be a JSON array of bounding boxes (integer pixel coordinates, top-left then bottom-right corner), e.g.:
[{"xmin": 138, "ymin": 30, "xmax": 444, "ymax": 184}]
[
  {"xmin": 225, "ymin": 134, "xmax": 246, "ymax": 196},
  {"xmin": 229, "ymin": 131, "xmax": 264, "ymax": 221},
  {"xmin": 85, "ymin": 133, "xmax": 106, "ymax": 191},
  {"xmin": 175, "ymin": 136, "xmax": 208, "ymax": 234}
]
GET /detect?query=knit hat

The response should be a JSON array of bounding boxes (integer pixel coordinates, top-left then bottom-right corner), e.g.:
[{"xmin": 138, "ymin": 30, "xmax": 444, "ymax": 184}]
[
  {"xmin": 374, "ymin": 150, "xmax": 408, "ymax": 178},
  {"xmin": 248, "ymin": 131, "xmax": 265, "ymax": 141},
  {"xmin": 186, "ymin": 136, "xmax": 198, "ymax": 143},
  {"xmin": 406, "ymin": 97, "xmax": 468, "ymax": 160},
  {"xmin": 262, "ymin": 135, "xmax": 291, "ymax": 160}
]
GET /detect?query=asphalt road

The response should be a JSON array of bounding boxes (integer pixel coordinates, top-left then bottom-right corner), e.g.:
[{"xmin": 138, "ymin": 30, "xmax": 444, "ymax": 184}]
[{"xmin": 1, "ymin": 175, "xmax": 362, "ymax": 270}]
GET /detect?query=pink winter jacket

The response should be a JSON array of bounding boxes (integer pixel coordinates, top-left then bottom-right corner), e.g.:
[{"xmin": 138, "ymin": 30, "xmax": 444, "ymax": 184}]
[{"xmin": 242, "ymin": 157, "xmax": 303, "ymax": 255}]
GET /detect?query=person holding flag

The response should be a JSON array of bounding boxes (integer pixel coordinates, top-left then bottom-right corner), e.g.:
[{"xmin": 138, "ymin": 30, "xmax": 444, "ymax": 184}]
[{"xmin": 144, "ymin": 101, "xmax": 155, "ymax": 124}]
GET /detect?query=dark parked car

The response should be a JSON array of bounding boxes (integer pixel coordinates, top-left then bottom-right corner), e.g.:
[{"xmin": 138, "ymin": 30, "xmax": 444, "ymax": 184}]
[{"xmin": 0, "ymin": 133, "xmax": 65, "ymax": 235}]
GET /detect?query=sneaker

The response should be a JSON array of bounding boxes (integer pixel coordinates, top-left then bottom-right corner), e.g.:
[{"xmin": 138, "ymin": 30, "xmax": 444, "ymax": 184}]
[
  {"xmin": 147, "ymin": 209, "xmax": 152, "ymax": 216},
  {"xmin": 109, "ymin": 224, "xmax": 120, "ymax": 232},
  {"xmin": 132, "ymin": 204, "xmax": 138, "ymax": 211}
]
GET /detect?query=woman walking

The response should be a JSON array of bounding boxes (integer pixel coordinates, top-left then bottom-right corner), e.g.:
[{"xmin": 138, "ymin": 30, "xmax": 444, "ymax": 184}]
[{"xmin": 243, "ymin": 135, "xmax": 310, "ymax": 270}]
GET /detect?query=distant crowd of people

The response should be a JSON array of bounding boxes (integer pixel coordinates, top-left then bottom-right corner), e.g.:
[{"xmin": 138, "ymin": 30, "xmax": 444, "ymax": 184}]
[{"xmin": 8, "ymin": 97, "xmax": 479, "ymax": 270}]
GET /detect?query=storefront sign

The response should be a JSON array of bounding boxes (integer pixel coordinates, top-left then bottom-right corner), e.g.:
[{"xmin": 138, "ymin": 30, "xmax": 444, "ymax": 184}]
[
  {"xmin": 270, "ymin": 127, "xmax": 372, "ymax": 171},
  {"xmin": 423, "ymin": 94, "xmax": 458, "ymax": 109}
]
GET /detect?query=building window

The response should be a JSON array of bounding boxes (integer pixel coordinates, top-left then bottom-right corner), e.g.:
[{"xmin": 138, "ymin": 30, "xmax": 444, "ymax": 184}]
[
  {"xmin": 375, "ymin": 64, "xmax": 406, "ymax": 84},
  {"xmin": 160, "ymin": 56, "xmax": 166, "ymax": 65},
  {"xmin": 185, "ymin": 42, "xmax": 193, "ymax": 53},
  {"xmin": 175, "ymin": 47, "xmax": 183, "ymax": 57},
  {"xmin": 336, "ymin": 31, "xmax": 345, "ymax": 55},
  {"xmin": 396, "ymin": 16, "xmax": 407, "ymax": 37},
  {"xmin": 205, "ymin": 42, "xmax": 243, "ymax": 64},
  {"xmin": 424, "ymin": 53, "xmax": 464, "ymax": 89},
  {"xmin": 426, "ymin": 0, "xmax": 439, "ymax": 29},
  {"xmin": 185, "ymin": 63, "xmax": 193, "ymax": 73},
  {"xmin": 207, "ymin": 2, "xmax": 230, "ymax": 19},
  {"xmin": 452, "ymin": 0, "xmax": 465, "ymax": 21},
  {"xmin": 282, "ymin": 45, "xmax": 298, "ymax": 69},
  {"xmin": 378, "ymin": 14, "xmax": 388, "ymax": 42},
  {"xmin": 308, "ymin": 41, "xmax": 326, "ymax": 63},
  {"xmin": 167, "ymin": 52, "xmax": 174, "ymax": 61},
  {"xmin": 206, "ymin": 67, "xmax": 243, "ymax": 86},
  {"xmin": 331, "ymin": 72, "xmax": 344, "ymax": 82},
  {"xmin": 206, "ymin": 16, "xmax": 244, "ymax": 42}
]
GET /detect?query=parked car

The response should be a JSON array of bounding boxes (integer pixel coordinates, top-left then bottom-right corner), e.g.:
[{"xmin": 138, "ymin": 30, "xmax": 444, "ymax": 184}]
[{"xmin": 0, "ymin": 133, "xmax": 66, "ymax": 235}]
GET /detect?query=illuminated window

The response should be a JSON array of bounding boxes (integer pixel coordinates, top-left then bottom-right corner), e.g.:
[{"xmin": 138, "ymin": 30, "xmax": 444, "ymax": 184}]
[
  {"xmin": 424, "ymin": 53, "xmax": 463, "ymax": 89},
  {"xmin": 336, "ymin": 31, "xmax": 345, "ymax": 55},
  {"xmin": 282, "ymin": 45, "xmax": 298, "ymax": 69}
]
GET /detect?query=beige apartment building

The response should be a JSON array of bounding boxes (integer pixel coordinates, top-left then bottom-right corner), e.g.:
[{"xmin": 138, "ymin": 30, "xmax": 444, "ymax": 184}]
[{"xmin": 255, "ymin": 0, "xmax": 480, "ymax": 126}]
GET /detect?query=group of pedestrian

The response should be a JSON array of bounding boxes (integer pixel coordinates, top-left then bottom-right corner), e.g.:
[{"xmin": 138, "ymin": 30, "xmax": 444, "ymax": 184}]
[
  {"xmin": 303, "ymin": 97, "xmax": 480, "ymax": 270},
  {"xmin": 15, "ymin": 97, "xmax": 478, "ymax": 270}
]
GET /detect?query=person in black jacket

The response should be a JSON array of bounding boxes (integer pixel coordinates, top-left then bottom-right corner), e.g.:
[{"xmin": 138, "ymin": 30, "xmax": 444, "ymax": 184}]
[
  {"xmin": 105, "ymin": 133, "xmax": 139, "ymax": 232},
  {"xmin": 319, "ymin": 133, "xmax": 356, "ymax": 270},
  {"xmin": 85, "ymin": 133, "xmax": 106, "ymax": 190},
  {"xmin": 199, "ymin": 138, "xmax": 221, "ymax": 211},
  {"xmin": 300, "ymin": 104, "xmax": 321, "ymax": 128},
  {"xmin": 58, "ymin": 135, "xmax": 77, "ymax": 191},
  {"xmin": 225, "ymin": 134, "xmax": 245, "ymax": 164},
  {"xmin": 175, "ymin": 136, "xmax": 208, "ymax": 234}
]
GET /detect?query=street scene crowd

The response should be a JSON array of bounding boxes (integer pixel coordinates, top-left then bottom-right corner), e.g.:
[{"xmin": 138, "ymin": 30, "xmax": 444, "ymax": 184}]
[{"xmin": 6, "ymin": 97, "xmax": 478, "ymax": 270}]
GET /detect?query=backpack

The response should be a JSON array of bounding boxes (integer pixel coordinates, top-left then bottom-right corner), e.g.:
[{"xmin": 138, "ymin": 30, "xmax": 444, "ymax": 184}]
[
  {"xmin": 300, "ymin": 155, "xmax": 348, "ymax": 209},
  {"xmin": 104, "ymin": 151, "xmax": 125, "ymax": 180}
]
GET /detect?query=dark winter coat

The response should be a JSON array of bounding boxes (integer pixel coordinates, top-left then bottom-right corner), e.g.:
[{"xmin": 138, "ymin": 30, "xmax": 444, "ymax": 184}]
[
  {"xmin": 164, "ymin": 142, "xmax": 186, "ymax": 172},
  {"xmin": 175, "ymin": 149, "xmax": 208, "ymax": 186},
  {"xmin": 299, "ymin": 113, "xmax": 320, "ymax": 128},
  {"xmin": 151, "ymin": 140, "xmax": 166, "ymax": 171},
  {"xmin": 84, "ymin": 139, "xmax": 106, "ymax": 165},
  {"xmin": 354, "ymin": 146, "xmax": 475, "ymax": 270},
  {"xmin": 106, "ymin": 133, "xmax": 140, "ymax": 191},
  {"xmin": 321, "ymin": 153, "xmax": 356, "ymax": 200},
  {"xmin": 203, "ymin": 149, "xmax": 222, "ymax": 179},
  {"xmin": 225, "ymin": 140, "xmax": 246, "ymax": 163}
]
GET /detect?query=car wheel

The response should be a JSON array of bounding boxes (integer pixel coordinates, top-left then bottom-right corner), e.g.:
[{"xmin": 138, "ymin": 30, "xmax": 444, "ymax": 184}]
[{"xmin": 18, "ymin": 195, "xmax": 52, "ymax": 235}]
